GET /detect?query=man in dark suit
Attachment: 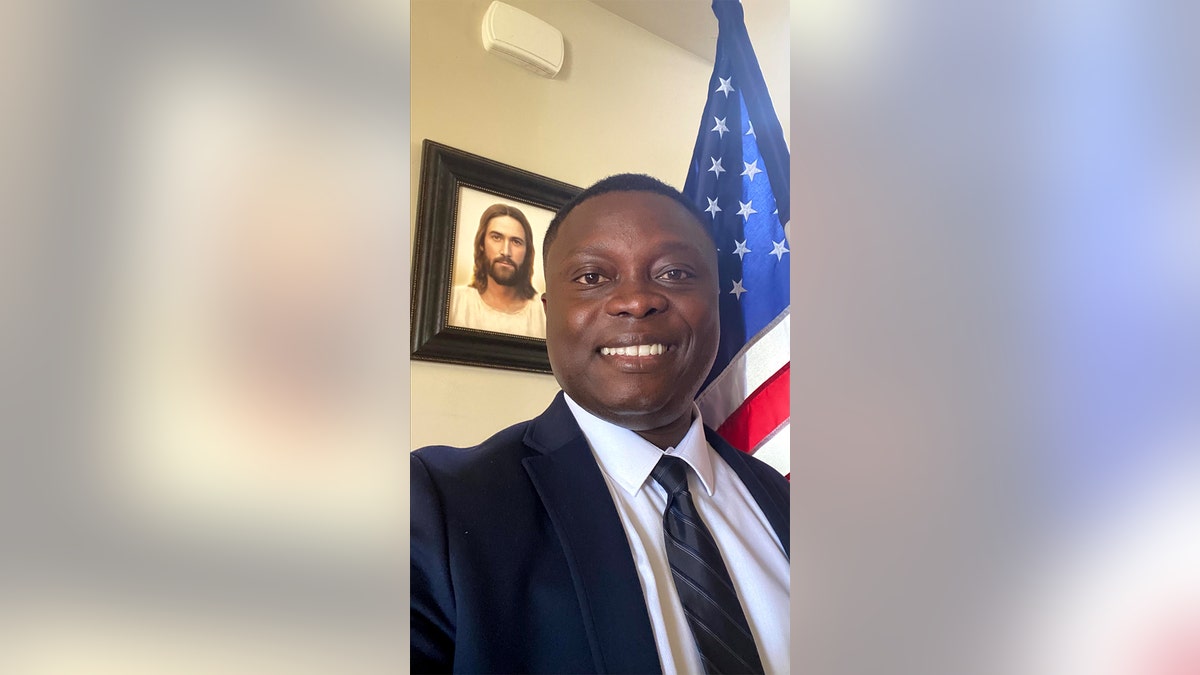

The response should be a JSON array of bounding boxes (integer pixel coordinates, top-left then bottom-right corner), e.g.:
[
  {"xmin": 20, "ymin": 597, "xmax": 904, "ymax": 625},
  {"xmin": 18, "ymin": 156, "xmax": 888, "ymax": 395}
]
[{"xmin": 411, "ymin": 174, "xmax": 790, "ymax": 674}]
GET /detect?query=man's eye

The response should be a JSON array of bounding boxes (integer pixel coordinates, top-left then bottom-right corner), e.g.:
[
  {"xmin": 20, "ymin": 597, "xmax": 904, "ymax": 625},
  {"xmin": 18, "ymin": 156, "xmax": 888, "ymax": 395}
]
[
  {"xmin": 573, "ymin": 272, "xmax": 609, "ymax": 285},
  {"xmin": 658, "ymin": 269, "xmax": 694, "ymax": 281},
  {"xmin": 511, "ymin": 239, "xmax": 525, "ymax": 248}
]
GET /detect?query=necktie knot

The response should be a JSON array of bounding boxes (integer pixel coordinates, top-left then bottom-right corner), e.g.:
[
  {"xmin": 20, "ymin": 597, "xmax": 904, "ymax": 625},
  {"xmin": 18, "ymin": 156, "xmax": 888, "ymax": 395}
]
[{"xmin": 650, "ymin": 455, "xmax": 691, "ymax": 497}]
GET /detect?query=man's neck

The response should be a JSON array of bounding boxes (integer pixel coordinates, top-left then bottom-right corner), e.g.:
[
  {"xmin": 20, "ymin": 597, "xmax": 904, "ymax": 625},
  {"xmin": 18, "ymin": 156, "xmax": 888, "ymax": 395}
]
[
  {"xmin": 479, "ymin": 283, "xmax": 525, "ymax": 312},
  {"xmin": 633, "ymin": 414, "xmax": 695, "ymax": 450}
]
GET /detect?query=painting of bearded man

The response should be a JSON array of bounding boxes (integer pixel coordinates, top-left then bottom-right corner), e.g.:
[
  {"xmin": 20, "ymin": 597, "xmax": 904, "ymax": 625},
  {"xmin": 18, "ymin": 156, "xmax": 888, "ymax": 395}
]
[{"xmin": 448, "ymin": 197, "xmax": 548, "ymax": 338}]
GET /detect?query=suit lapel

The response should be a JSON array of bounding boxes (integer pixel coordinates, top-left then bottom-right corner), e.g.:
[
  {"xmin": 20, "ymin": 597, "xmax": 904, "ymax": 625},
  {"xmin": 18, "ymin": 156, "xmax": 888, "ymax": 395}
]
[
  {"xmin": 522, "ymin": 394, "xmax": 662, "ymax": 674},
  {"xmin": 706, "ymin": 428, "xmax": 791, "ymax": 558}
]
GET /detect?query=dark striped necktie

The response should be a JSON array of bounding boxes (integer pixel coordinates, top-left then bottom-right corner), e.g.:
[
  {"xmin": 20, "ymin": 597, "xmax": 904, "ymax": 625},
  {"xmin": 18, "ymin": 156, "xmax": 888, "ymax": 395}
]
[{"xmin": 651, "ymin": 455, "xmax": 765, "ymax": 675}]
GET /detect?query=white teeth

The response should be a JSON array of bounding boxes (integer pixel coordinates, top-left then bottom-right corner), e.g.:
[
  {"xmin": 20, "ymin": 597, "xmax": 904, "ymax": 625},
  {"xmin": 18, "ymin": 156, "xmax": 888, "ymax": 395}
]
[{"xmin": 601, "ymin": 344, "xmax": 666, "ymax": 356}]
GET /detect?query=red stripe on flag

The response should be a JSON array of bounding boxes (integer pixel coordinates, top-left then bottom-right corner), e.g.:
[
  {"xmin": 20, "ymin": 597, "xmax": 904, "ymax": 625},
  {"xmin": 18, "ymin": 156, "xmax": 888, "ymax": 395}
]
[{"xmin": 715, "ymin": 363, "xmax": 790, "ymax": 453}]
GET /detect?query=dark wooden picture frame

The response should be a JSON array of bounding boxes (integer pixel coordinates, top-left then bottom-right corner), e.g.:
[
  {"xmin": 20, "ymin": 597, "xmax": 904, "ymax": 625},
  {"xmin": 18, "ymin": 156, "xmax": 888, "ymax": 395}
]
[{"xmin": 410, "ymin": 140, "xmax": 581, "ymax": 373}]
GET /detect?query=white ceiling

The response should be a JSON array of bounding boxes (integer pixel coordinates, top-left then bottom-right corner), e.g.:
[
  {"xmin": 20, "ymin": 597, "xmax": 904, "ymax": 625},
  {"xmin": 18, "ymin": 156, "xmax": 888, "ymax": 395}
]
[
  {"xmin": 587, "ymin": 0, "xmax": 788, "ymax": 65},
  {"xmin": 587, "ymin": 0, "xmax": 788, "ymax": 140},
  {"xmin": 587, "ymin": 0, "xmax": 789, "ymax": 143}
]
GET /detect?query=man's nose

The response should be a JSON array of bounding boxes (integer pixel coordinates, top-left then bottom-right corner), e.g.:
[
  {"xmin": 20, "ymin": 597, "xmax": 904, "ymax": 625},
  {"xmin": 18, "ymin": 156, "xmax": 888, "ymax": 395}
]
[
  {"xmin": 500, "ymin": 240, "xmax": 512, "ymax": 257},
  {"xmin": 604, "ymin": 277, "xmax": 668, "ymax": 318}
]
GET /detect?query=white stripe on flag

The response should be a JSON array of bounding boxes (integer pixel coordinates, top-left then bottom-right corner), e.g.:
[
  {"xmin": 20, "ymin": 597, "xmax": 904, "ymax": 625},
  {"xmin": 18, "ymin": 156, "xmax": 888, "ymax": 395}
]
[
  {"xmin": 749, "ymin": 421, "xmax": 790, "ymax": 476},
  {"xmin": 696, "ymin": 309, "xmax": 790, "ymax": 425}
]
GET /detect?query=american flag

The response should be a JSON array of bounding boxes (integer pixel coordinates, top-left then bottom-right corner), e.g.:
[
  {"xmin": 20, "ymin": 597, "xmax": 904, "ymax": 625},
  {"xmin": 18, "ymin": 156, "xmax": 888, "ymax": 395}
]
[{"xmin": 683, "ymin": 0, "xmax": 790, "ymax": 477}]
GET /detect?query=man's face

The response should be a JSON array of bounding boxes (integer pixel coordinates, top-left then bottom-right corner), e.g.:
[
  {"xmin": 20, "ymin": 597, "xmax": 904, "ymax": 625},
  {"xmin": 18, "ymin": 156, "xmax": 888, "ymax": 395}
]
[
  {"xmin": 481, "ymin": 215, "xmax": 527, "ymax": 286},
  {"xmin": 543, "ymin": 191, "xmax": 720, "ymax": 432}
]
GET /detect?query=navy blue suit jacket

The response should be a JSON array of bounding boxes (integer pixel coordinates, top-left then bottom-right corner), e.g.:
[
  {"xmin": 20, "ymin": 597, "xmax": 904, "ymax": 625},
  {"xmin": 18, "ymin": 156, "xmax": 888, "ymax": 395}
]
[{"xmin": 410, "ymin": 393, "xmax": 790, "ymax": 674}]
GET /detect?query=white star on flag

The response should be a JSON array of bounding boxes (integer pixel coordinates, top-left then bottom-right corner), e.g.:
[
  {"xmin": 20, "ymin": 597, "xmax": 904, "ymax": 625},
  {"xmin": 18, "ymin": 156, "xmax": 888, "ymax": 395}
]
[
  {"xmin": 704, "ymin": 197, "xmax": 722, "ymax": 217},
  {"xmin": 741, "ymin": 160, "xmax": 762, "ymax": 182},
  {"xmin": 770, "ymin": 239, "xmax": 790, "ymax": 261},
  {"xmin": 732, "ymin": 239, "xmax": 751, "ymax": 260},
  {"xmin": 745, "ymin": 120, "xmax": 755, "ymax": 137},
  {"xmin": 736, "ymin": 200, "xmax": 757, "ymax": 221},
  {"xmin": 707, "ymin": 157, "xmax": 725, "ymax": 177},
  {"xmin": 729, "ymin": 279, "xmax": 748, "ymax": 299},
  {"xmin": 715, "ymin": 76, "xmax": 734, "ymax": 97},
  {"xmin": 712, "ymin": 116, "xmax": 729, "ymax": 138}
]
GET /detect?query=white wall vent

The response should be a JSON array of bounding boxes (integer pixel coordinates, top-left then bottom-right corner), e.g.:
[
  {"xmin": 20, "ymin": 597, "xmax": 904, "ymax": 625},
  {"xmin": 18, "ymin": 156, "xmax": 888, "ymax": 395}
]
[{"xmin": 481, "ymin": 1, "xmax": 564, "ymax": 78}]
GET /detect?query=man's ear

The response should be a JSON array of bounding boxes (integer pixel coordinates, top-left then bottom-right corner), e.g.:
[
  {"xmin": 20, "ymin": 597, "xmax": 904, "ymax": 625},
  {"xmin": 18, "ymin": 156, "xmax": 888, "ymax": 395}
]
[{"xmin": 541, "ymin": 294, "xmax": 548, "ymax": 309}]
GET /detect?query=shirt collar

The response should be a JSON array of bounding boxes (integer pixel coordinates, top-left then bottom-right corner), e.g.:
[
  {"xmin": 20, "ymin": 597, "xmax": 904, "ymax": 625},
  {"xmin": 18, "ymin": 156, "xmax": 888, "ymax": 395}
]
[{"xmin": 563, "ymin": 394, "xmax": 716, "ymax": 497}]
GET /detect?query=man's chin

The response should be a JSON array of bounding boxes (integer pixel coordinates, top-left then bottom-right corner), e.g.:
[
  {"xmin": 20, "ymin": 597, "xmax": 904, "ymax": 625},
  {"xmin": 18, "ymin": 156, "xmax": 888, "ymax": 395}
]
[{"xmin": 489, "ymin": 266, "xmax": 519, "ymax": 286}]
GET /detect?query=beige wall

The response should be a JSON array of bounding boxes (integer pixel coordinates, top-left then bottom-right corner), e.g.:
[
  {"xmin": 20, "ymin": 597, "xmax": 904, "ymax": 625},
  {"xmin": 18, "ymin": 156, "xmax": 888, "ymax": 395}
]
[{"xmin": 410, "ymin": 0, "xmax": 786, "ymax": 449}]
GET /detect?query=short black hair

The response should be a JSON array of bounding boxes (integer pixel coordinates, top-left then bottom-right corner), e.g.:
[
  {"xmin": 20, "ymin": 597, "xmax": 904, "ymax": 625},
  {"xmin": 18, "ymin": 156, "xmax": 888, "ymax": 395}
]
[{"xmin": 542, "ymin": 173, "xmax": 714, "ymax": 266}]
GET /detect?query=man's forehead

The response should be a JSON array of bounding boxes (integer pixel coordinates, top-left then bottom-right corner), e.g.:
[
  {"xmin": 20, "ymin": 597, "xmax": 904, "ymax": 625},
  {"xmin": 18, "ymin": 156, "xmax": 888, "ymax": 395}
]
[
  {"xmin": 486, "ymin": 216, "xmax": 523, "ymax": 235},
  {"xmin": 562, "ymin": 191, "xmax": 704, "ymax": 236},
  {"xmin": 557, "ymin": 195, "xmax": 709, "ymax": 257}
]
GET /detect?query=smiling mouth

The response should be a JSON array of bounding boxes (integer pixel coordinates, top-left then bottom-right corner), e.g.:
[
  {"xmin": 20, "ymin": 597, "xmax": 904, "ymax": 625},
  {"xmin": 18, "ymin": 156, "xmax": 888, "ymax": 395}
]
[{"xmin": 599, "ymin": 343, "xmax": 669, "ymax": 356}]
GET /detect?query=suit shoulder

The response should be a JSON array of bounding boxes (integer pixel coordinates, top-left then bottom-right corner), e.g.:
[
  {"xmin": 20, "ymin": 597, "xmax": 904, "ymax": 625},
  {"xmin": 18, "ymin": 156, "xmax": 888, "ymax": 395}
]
[
  {"xmin": 742, "ymin": 452, "xmax": 790, "ymax": 492},
  {"xmin": 412, "ymin": 418, "xmax": 534, "ymax": 480},
  {"xmin": 715, "ymin": 429, "xmax": 792, "ymax": 499},
  {"xmin": 711, "ymin": 433, "xmax": 790, "ymax": 495},
  {"xmin": 734, "ymin": 449, "xmax": 792, "ymax": 492}
]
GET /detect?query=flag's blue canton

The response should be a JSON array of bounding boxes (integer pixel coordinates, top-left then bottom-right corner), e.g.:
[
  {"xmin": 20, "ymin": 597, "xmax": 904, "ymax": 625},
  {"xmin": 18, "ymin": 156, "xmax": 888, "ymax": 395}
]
[{"xmin": 683, "ymin": 0, "xmax": 790, "ymax": 390}]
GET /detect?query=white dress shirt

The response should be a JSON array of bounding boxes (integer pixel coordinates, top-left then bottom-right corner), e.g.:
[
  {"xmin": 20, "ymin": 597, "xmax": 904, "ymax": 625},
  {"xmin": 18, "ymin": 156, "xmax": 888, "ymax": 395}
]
[{"xmin": 563, "ymin": 395, "xmax": 790, "ymax": 674}]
